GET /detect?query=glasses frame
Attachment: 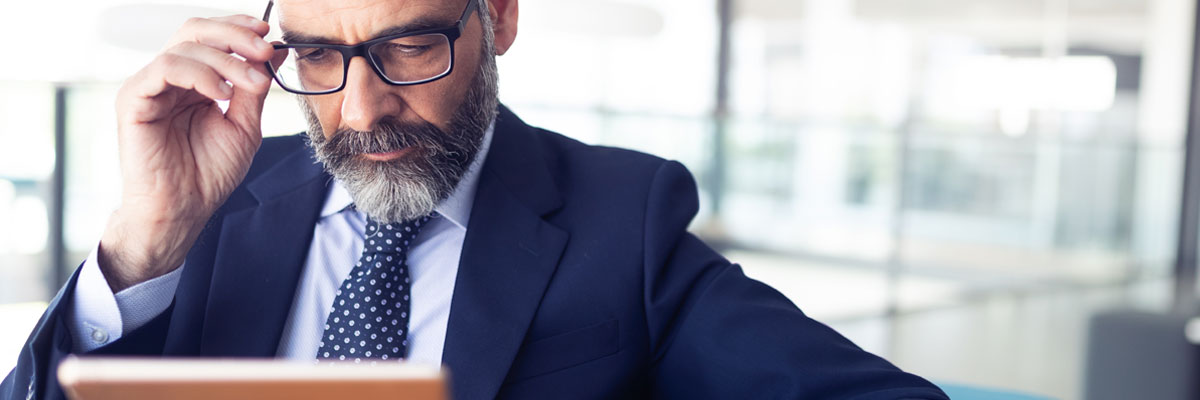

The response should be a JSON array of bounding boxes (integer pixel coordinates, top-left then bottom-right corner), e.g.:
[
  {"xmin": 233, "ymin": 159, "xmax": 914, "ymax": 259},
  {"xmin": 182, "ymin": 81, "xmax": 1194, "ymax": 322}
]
[{"xmin": 261, "ymin": 0, "xmax": 478, "ymax": 95}]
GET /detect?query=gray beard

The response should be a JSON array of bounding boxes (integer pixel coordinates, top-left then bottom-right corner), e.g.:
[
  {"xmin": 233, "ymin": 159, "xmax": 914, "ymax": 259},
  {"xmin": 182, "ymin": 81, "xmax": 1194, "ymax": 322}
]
[{"xmin": 301, "ymin": 18, "xmax": 499, "ymax": 224}]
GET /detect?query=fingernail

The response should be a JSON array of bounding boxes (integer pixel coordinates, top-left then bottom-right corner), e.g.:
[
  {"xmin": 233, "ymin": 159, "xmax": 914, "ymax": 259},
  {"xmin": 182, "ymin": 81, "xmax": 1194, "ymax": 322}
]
[
  {"xmin": 219, "ymin": 83, "xmax": 233, "ymax": 97},
  {"xmin": 247, "ymin": 68, "xmax": 268, "ymax": 85},
  {"xmin": 258, "ymin": 40, "xmax": 272, "ymax": 52}
]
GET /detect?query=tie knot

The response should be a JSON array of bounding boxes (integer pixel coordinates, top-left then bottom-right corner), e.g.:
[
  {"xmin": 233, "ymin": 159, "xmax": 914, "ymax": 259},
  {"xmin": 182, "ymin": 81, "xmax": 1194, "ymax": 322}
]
[{"xmin": 363, "ymin": 215, "xmax": 432, "ymax": 255}]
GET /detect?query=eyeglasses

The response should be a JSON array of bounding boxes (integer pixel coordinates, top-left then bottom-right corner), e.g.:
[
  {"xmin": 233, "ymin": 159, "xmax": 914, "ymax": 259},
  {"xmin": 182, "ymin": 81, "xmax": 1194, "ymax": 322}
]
[{"xmin": 261, "ymin": 0, "xmax": 478, "ymax": 95}]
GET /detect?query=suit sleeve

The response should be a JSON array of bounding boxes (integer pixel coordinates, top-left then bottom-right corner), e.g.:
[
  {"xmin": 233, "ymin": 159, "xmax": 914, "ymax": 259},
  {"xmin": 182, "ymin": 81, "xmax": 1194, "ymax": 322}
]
[
  {"xmin": 71, "ymin": 243, "xmax": 183, "ymax": 352},
  {"xmin": 642, "ymin": 161, "xmax": 948, "ymax": 400},
  {"xmin": 1, "ymin": 263, "xmax": 175, "ymax": 400}
]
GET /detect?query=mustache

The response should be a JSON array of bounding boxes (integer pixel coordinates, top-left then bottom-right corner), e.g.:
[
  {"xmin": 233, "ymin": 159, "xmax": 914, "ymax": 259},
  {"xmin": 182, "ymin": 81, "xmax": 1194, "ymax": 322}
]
[
  {"xmin": 319, "ymin": 118, "xmax": 450, "ymax": 156},
  {"xmin": 312, "ymin": 116, "xmax": 477, "ymax": 172},
  {"xmin": 316, "ymin": 118, "xmax": 475, "ymax": 168}
]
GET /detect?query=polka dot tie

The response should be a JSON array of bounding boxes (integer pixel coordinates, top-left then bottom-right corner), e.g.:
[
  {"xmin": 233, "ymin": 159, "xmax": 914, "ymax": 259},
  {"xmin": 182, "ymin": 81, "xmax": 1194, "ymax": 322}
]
[{"xmin": 318, "ymin": 215, "xmax": 431, "ymax": 362}]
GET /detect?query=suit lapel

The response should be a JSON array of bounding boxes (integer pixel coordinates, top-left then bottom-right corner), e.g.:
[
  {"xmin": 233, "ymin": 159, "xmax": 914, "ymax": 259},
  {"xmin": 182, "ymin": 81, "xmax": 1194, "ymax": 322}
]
[
  {"xmin": 191, "ymin": 107, "xmax": 568, "ymax": 394},
  {"xmin": 199, "ymin": 147, "xmax": 329, "ymax": 357},
  {"xmin": 441, "ymin": 107, "xmax": 568, "ymax": 398}
]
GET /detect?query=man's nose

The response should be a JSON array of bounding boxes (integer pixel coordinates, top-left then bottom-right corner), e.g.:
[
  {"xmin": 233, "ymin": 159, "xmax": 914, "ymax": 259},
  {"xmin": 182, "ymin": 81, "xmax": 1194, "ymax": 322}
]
[{"xmin": 340, "ymin": 57, "xmax": 403, "ymax": 132}]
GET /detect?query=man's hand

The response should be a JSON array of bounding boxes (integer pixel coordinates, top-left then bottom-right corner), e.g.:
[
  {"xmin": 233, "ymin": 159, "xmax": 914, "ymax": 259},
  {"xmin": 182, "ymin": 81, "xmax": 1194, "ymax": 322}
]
[{"xmin": 100, "ymin": 15, "xmax": 276, "ymax": 292}]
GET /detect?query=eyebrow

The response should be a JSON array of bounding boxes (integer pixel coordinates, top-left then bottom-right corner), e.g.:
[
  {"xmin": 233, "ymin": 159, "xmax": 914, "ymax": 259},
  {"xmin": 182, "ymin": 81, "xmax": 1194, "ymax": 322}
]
[{"xmin": 281, "ymin": 17, "xmax": 454, "ymax": 45}]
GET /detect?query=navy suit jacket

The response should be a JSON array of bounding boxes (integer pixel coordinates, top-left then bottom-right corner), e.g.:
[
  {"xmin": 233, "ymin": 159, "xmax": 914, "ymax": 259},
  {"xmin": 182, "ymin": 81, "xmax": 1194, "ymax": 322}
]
[{"xmin": 3, "ymin": 106, "xmax": 948, "ymax": 399}]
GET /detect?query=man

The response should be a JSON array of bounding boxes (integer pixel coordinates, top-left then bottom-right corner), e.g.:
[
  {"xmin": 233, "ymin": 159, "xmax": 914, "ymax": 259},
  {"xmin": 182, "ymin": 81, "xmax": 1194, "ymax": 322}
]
[{"xmin": 2, "ymin": 0, "xmax": 949, "ymax": 398}]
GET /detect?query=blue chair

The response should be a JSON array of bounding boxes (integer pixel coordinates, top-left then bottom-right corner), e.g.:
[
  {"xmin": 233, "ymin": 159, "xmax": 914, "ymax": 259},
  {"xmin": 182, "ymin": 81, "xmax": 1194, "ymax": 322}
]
[{"xmin": 937, "ymin": 383, "xmax": 1054, "ymax": 400}]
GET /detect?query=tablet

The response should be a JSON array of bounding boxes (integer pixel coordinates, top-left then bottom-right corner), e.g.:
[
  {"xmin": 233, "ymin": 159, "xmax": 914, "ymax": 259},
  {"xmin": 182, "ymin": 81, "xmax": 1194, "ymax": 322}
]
[{"xmin": 57, "ymin": 356, "xmax": 447, "ymax": 400}]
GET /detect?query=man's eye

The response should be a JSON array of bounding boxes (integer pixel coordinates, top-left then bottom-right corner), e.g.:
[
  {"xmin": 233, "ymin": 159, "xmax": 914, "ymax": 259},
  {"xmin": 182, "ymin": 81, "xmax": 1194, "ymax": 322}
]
[
  {"xmin": 297, "ymin": 48, "xmax": 336, "ymax": 63},
  {"xmin": 383, "ymin": 43, "xmax": 430, "ymax": 56}
]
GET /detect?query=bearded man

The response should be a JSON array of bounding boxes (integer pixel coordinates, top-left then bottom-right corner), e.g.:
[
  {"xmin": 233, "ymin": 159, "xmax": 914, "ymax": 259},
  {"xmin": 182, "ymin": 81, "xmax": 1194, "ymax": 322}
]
[{"xmin": 2, "ymin": 0, "xmax": 947, "ymax": 399}]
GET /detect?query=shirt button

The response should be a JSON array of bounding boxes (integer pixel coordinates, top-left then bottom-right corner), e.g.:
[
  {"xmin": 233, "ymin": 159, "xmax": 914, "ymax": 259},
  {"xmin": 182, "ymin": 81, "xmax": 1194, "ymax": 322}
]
[
  {"xmin": 90, "ymin": 328, "xmax": 109, "ymax": 344},
  {"xmin": 26, "ymin": 379, "xmax": 33, "ymax": 400}
]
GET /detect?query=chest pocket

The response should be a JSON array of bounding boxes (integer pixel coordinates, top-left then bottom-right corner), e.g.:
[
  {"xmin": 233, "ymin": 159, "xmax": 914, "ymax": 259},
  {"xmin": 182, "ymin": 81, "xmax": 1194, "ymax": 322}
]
[{"xmin": 505, "ymin": 319, "xmax": 621, "ymax": 382}]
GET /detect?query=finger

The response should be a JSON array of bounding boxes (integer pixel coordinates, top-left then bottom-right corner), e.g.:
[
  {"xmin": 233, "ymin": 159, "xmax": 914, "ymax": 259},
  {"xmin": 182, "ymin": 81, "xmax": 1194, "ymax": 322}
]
[
  {"xmin": 171, "ymin": 17, "xmax": 273, "ymax": 62},
  {"xmin": 166, "ymin": 42, "xmax": 271, "ymax": 94},
  {"xmin": 226, "ymin": 61, "xmax": 273, "ymax": 136},
  {"xmin": 211, "ymin": 15, "xmax": 269, "ymax": 37},
  {"xmin": 266, "ymin": 45, "xmax": 289, "ymax": 79},
  {"xmin": 269, "ymin": 41, "xmax": 288, "ymax": 68},
  {"xmin": 132, "ymin": 53, "xmax": 233, "ymax": 102}
]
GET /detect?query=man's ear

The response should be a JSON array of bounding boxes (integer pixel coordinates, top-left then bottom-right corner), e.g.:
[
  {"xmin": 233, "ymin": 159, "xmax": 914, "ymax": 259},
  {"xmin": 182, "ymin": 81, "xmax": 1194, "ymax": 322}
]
[{"xmin": 486, "ymin": 0, "xmax": 518, "ymax": 55}]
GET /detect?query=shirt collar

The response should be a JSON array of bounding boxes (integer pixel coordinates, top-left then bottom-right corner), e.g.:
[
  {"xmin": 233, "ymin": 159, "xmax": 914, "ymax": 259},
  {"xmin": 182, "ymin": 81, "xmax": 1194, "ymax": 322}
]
[{"xmin": 319, "ymin": 121, "xmax": 495, "ymax": 231}]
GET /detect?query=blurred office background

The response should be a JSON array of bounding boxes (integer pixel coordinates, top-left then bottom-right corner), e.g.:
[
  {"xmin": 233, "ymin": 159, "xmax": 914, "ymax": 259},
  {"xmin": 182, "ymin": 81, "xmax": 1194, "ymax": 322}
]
[{"xmin": 2, "ymin": 0, "xmax": 1199, "ymax": 398}]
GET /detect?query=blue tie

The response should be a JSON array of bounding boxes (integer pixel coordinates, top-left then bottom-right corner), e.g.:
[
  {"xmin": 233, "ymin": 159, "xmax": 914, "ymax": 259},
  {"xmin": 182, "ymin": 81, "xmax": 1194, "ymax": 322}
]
[{"xmin": 318, "ymin": 215, "xmax": 431, "ymax": 362}]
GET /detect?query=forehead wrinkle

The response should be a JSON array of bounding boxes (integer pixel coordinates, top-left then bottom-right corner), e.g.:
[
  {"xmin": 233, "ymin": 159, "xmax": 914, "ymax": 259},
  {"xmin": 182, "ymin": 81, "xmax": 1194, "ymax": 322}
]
[{"xmin": 276, "ymin": 0, "xmax": 456, "ymax": 45}]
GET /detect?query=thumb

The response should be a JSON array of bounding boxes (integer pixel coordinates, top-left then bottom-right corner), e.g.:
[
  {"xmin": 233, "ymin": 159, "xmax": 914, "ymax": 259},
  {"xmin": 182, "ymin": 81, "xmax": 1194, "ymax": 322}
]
[{"xmin": 226, "ymin": 61, "xmax": 273, "ymax": 138}]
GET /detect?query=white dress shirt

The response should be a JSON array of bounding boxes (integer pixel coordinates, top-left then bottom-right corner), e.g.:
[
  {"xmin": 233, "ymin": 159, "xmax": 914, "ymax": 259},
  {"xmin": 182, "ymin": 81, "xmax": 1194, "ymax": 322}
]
[{"xmin": 70, "ymin": 123, "xmax": 494, "ymax": 368}]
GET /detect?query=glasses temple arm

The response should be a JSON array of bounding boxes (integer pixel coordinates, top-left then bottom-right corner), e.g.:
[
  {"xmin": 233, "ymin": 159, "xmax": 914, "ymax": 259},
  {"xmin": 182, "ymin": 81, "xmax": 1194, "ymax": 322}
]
[{"xmin": 262, "ymin": 0, "xmax": 274, "ymax": 22}]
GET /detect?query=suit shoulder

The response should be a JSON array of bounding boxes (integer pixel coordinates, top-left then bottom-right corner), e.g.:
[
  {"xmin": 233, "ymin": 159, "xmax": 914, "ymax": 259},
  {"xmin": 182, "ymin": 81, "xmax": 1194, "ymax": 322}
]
[
  {"xmin": 529, "ymin": 127, "xmax": 696, "ymax": 213},
  {"xmin": 215, "ymin": 133, "xmax": 314, "ymax": 214},
  {"xmin": 245, "ymin": 133, "xmax": 311, "ymax": 180}
]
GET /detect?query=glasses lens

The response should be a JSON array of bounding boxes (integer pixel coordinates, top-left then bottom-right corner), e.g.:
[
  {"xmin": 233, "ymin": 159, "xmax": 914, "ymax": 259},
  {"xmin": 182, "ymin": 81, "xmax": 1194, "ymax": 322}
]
[
  {"xmin": 269, "ymin": 46, "xmax": 345, "ymax": 94},
  {"xmin": 368, "ymin": 34, "xmax": 452, "ymax": 84}
]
